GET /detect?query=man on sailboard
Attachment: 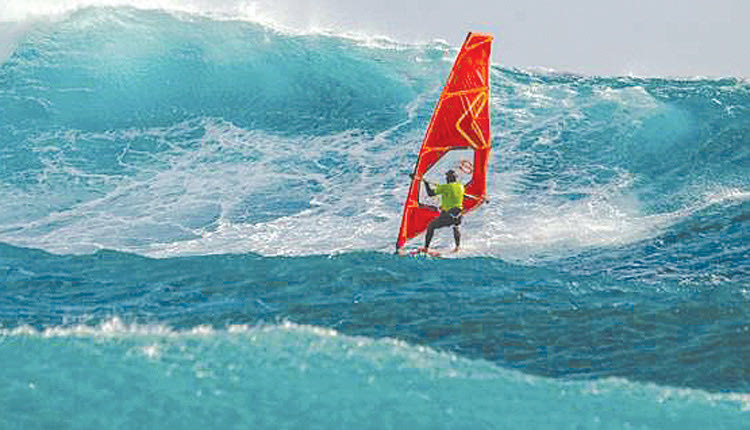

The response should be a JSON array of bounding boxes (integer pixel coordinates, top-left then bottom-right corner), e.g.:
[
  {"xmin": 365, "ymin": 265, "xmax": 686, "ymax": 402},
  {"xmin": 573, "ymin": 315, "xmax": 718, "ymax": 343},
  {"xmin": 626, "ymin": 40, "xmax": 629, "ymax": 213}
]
[
  {"xmin": 395, "ymin": 33, "xmax": 492, "ymax": 254},
  {"xmin": 418, "ymin": 170, "xmax": 464, "ymax": 253}
]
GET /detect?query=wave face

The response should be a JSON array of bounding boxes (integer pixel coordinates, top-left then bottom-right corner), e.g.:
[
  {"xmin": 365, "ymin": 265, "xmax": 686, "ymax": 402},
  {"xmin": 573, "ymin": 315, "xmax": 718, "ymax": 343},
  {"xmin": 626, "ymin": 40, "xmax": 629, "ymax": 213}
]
[{"xmin": 1, "ymin": 7, "xmax": 749, "ymax": 428}]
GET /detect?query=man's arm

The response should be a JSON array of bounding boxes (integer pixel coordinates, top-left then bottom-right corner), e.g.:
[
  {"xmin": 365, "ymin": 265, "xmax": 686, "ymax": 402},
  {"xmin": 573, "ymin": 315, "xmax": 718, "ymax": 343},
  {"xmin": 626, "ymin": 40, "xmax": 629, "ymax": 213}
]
[
  {"xmin": 409, "ymin": 173, "xmax": 437, "ymax": 196},
  {"xmin": 465, "ymin": 193, "xmax": 489, "ymax": 203},
  {"xmin": 423, "ymin": 180, "xmax": 437, "ymax": 197}
]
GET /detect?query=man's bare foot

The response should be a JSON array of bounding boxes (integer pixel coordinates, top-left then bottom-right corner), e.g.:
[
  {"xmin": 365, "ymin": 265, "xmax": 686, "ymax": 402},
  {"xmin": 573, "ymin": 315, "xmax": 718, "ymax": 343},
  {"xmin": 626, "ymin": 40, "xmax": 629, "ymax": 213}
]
[{"xmin": 451, "ymin": 247, "xmax": 460, "ymax": 253}]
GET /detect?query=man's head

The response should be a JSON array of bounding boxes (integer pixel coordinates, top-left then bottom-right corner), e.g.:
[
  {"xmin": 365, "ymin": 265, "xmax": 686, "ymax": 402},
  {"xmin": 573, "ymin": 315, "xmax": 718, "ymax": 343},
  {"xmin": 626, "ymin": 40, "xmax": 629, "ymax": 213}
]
[{"xmin": 445, "ymin": 170, "xmax": 457, "ymax": 183}]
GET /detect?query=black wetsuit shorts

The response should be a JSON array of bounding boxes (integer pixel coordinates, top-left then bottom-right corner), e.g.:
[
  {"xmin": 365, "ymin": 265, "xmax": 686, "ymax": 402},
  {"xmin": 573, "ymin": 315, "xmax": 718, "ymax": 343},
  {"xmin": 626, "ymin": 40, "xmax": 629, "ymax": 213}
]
[{"xmin": 431, "ymin": 207, "xmax": 462, "ymax": 228}]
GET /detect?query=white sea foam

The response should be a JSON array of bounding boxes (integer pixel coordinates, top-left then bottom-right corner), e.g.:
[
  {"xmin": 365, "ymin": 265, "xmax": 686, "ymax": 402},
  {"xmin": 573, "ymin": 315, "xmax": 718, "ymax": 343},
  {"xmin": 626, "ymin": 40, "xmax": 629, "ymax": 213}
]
[
  {"xmin": 0, "ymin": 109, "xmax": 746, "ymax": 261},
  {"xmin": 0, "ymin": 116, "xmax": 412, "ymax": 256}
]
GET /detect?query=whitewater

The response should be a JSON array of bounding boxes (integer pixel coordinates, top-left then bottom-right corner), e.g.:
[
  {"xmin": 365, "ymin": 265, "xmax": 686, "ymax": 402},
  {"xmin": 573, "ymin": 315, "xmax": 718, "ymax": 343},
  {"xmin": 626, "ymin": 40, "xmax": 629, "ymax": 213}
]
[{"xmin": 1, "ymin": 4, "xmax": 748, "ymax": 429}]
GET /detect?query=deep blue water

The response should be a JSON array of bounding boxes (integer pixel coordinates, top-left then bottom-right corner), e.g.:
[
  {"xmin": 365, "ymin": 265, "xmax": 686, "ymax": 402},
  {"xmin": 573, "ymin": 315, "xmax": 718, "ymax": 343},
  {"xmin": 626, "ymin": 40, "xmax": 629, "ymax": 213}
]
[{"xmin": 1, "ymin": 6, "xmax": 749, "ymax": 429}]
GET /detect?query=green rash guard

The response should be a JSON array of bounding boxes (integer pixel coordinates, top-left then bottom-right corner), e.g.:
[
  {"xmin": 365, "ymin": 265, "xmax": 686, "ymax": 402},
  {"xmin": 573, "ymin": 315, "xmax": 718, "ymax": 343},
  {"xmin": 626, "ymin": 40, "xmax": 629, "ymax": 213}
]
[{"xmin": 435, "ymin": 182, "xmax": 464, "ymax": 211}]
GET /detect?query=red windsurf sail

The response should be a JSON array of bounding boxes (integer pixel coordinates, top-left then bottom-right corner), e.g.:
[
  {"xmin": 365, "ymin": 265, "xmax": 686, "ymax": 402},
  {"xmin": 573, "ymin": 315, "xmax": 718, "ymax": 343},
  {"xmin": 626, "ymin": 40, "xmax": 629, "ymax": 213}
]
[{"xmin": 396, "ymin": 32, "xmax": 493, "ymax": 251}]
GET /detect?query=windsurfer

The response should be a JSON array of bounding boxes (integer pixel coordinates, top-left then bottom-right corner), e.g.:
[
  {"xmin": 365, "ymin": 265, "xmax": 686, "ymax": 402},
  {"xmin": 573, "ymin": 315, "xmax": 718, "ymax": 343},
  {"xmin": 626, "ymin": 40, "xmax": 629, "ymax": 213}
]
[{"xmin": 419, "ymin": 170, "xmax": 464, "ymax": 253}]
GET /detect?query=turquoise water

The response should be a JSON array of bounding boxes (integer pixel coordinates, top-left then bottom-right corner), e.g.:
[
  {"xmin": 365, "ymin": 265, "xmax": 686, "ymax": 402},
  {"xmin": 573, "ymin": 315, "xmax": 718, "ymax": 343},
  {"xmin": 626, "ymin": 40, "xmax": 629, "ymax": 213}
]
[{"xmin": 1, "ymin": 6, "xmax": 749, "ymax": 429}]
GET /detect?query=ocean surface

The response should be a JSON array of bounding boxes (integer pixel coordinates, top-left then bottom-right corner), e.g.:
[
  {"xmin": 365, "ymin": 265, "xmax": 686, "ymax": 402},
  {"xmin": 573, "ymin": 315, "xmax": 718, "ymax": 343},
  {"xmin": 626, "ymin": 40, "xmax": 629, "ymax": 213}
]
[{"xmin": 1, "ymin": 6, "xmax": 749, "ymax": 429}]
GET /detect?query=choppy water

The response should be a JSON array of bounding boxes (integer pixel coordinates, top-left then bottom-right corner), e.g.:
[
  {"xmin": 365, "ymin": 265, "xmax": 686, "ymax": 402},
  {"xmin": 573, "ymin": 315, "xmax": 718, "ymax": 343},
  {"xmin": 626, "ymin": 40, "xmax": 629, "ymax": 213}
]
[{"xmin": 1, "ymin": 6, "xmax": 748, "ymax": 429}]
